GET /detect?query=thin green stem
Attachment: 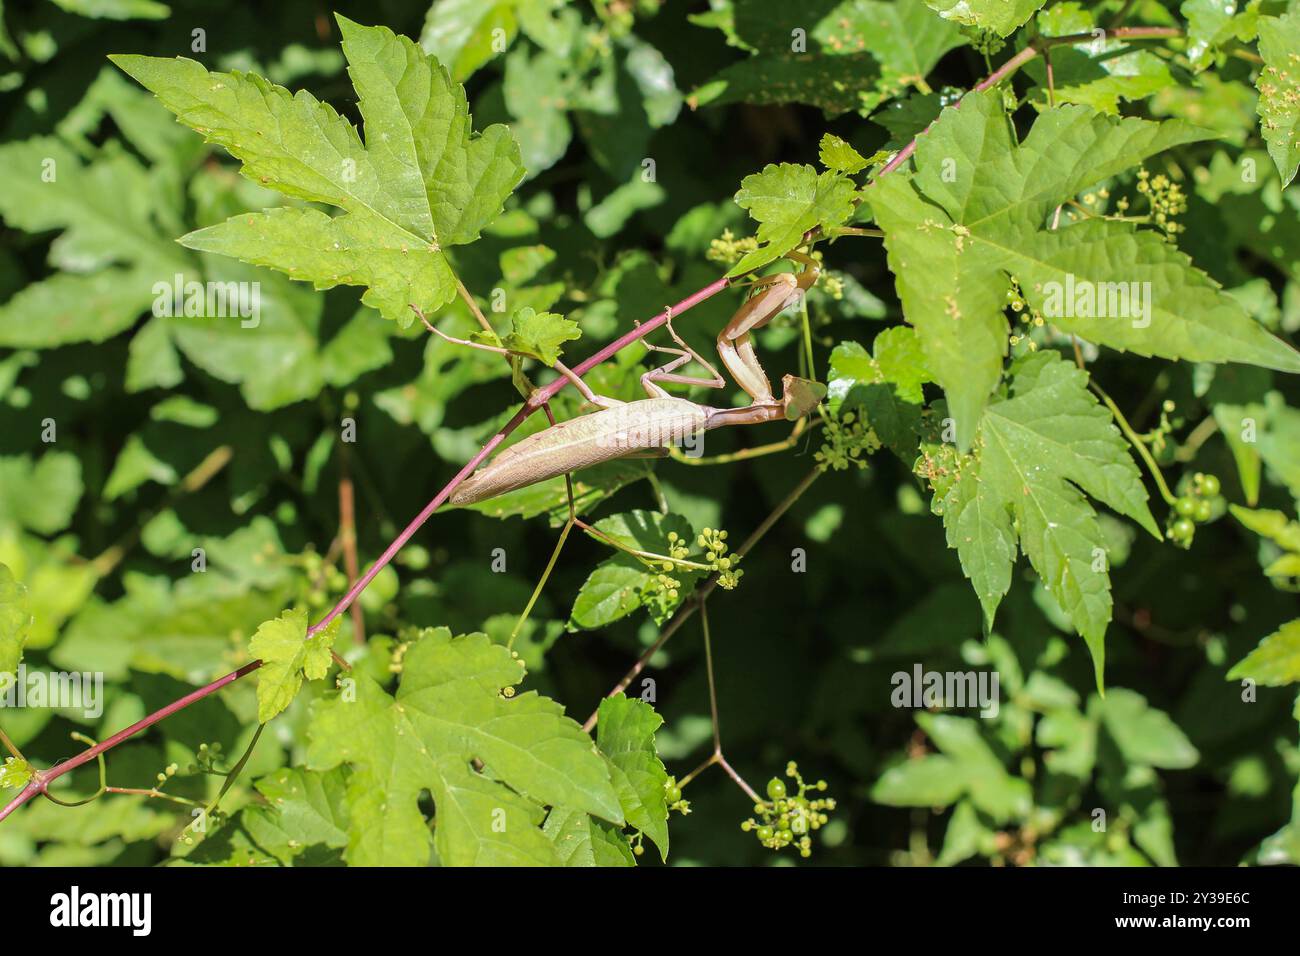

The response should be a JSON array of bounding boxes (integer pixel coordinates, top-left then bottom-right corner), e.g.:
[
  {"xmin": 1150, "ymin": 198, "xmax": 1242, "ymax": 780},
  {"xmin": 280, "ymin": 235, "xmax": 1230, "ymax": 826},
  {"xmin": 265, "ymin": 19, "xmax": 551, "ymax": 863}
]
[
  {"xmin": 509, "ymin": 518, "xmax": 573, "ymax": 650},
  {"xmin": 1092, "ymin": 381, "xmax": 1176, "ymax": 505},
  {"xmin": 192, "ymin": 723, "xmax": 265, "ymax": 832},
  {"xmin": 0, "ymin": 726, "xmax": 25, "ymax": 763}
]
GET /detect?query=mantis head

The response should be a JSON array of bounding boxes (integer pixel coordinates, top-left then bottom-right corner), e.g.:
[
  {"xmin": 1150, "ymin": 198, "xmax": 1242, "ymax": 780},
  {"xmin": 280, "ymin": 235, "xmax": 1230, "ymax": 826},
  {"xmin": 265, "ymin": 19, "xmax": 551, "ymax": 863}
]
[{"xmin": 781, "ymin": 375, "xmax": 827, "ymax": 421}]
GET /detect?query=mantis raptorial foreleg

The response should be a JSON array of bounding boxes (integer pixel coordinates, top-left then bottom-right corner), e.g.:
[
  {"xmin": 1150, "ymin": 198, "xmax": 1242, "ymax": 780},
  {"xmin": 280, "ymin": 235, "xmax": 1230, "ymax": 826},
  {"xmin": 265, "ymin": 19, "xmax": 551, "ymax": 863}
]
[{"xmin": 716, "ymin": 251, "xmax": 821, "ymax": 408}]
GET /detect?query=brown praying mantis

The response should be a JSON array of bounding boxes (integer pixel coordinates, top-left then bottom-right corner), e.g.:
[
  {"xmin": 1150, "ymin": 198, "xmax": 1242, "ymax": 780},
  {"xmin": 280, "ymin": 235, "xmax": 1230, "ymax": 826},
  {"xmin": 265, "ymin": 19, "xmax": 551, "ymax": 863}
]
[{"xmin": 415, "ymin": 251, "xmax": 827, "ymax": 506}]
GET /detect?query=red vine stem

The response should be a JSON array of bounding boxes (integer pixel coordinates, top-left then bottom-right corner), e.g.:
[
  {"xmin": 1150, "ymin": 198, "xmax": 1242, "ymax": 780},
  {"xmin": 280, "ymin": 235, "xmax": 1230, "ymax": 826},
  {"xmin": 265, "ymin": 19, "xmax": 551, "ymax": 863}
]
[
  {"xmin": 0, "ymin": 22, "xmax": 1184, "ymax": 825},
  {"xmin": 876, "ymin": 27, "xmax": 1182, "ymax": 176},
  {"xmin": 0, "ymin": 661, "xmax": 261, "ymax": 823}
]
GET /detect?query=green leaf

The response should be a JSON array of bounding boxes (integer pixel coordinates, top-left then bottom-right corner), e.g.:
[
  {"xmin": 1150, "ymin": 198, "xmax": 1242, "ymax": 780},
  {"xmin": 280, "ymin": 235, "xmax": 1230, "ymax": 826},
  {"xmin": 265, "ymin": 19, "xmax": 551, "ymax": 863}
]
[
  {"xmin": 828, "ymin": 329, "xmax": 931, "ymax": 458},
  {"xmin": 307, "ymin": 627, "xmax": 622, "ymax": 866},
  {"xmin": 112, "ymin": 16, "xmax": 525, "ymax": 326},
  {"xmin": 925, "ymin": 351, "xmax": 1159, "ymax": 687},
  {"xmin": 925, "ymin": 0, "xmax": 1044, "ymax": 37},
  {"xmin": 543, "ymin": 807, "xmax": 636, "ymax": 866},
  {"xmin": 1228, "ymin": 619, "xmax": 1300, "ymax": 687},
  {"xmin": 730, "ymin": 163, "xmax": 857, "ymax": 275},
  {"xmin": 0, "ymin": 268, "xmax": 159, "ymax": 348},
  {"xmin": 569, "ymin": 512, "xmax": 697, "ymax": 629},
  {"xmin": 498, "ymin": 306, "xmax": 581, "ymax": 366},
  {"xmin": 819, "ymin": 133, "xmax": 868, "ymax": 174},
  {"xmin": 1026, "ymin": 13, "xmax": 1175, "ymax": 114},
  {"xmin": 0, "ymin": 756, "xmax": 32, "ymax": 790},
  {"xmin": 1256, "ymin": 10, "xmax": 1300, "ymax": 187},
  {"xmin": 696, "ymin": 1, "xmax": 964, "ymax": 115},
  {"xmin": 240, "ymin": 767, "xmax": 350, "ymax": 864},
  {"xmin": 1098, "ymin": 688, "xmax": 1199, "ymax": 769},
  {"xmin": 503, "ymin": 46, "xmax": 574, "ymax": 179},
  {"xmin": 597, "ymin": 694, "xmax": 669, "ymax": 860},
  {"xmin": 249, "ymin": 607, "xmax": 337, "ymax": 723},
  {"xmin": 0, "ymin": 453, "xmax": 84, "ymax": 535},
  {"xmin": 420, "ymin": 0, "xmax": 521, "ymax": 82},
  {"xmin": 0, "ymin": 562, "xmax": 31, "ymax": 677},
  {"xmin": 873, "ymin": 714, "xmax": 1031, "ymax": 823},
  {"xmin": 823, "ymin": 0, "xmax": 967, "ymax": 81},
  {"xmin": 1182, "ymin": 0, "xmax": 1260, "ymax": 72},
  {"xmin": 1230, "ymin": 504, "xmax": 1300, "ymax": 553},
  {"xmin": 872, "ymin": 754, "xmax": 966, "ymax": 807},
  {"xmin": 48, "ymin": 0, "xmax": 169, "ymax": 20},
  {"xmin": 872, "ymin": 90, "xmax": 1300, "ymax": 448}
]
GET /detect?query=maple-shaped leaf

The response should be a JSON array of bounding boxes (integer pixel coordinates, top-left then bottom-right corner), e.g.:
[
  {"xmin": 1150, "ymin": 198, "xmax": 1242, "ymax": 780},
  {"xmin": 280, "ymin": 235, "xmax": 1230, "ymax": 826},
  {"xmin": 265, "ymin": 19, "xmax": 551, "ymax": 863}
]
[
  {"xmin": 248, "ymin": 607, "xmax": 337, "ymax": 723},
  {"xmin": 0, "ymin": 562, "xmax": 32, "ymax": 677},
  {"xmin": 487, "ymin": 306, "xmax": 582, "ymax": 366},
  {"xmin": 819, "ymin": 134, "xmax": 869, "ymax": 175},
  {"xmin": 921, "ymin": 351, "xmax": 1159, "ymax": 689},
  {"xmin": 730, "ymin": 163, "xmax": 857, "ymax": 275},
  {"xmin": 597, "ymin": 694, "xmax": 670, "ymax": 861},
  {"xmin": 111, "ymin": 15, "xmax": 525, "ymax": 326},
  {"xmin": 306, "ymin": 627, "xmax": 622, "ymax": 866},
  {"xmin": 1256, "ymin": 10, "xmax": 1300, "ymax": 187},
  {"xmin": 0, "ymin": 756, "xmax": 32, "ymax": 791},
  {"xmin": 872, "ymin": 90, "xmax": 1300, "ymax": 448},
  {"xmin": 925, "ymin": 0, "xmax": 1044, "ymax": 37}
]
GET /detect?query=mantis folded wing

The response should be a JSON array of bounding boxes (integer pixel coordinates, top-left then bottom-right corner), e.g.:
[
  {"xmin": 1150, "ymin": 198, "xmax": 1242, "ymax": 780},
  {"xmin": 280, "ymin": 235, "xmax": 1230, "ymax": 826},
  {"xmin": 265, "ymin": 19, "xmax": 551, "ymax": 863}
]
[{"xmin": 442, "ymin": 252, "xmax": 827, "ymax": 505}]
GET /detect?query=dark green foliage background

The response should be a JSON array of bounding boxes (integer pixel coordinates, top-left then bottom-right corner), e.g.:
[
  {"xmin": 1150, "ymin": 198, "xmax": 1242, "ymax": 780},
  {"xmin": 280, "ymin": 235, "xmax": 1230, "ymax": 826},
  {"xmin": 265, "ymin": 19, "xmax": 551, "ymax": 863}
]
[{"xmin": 1, "ymin": 0, "xmax": 1298, "ymax": 866}]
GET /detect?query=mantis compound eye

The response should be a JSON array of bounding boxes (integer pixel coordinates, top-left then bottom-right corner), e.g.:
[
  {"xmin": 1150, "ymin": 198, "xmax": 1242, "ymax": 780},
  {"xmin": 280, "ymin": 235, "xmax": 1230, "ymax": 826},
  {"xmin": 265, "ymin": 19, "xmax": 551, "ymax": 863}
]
[{"xmin": 780, "ymin": 375, "xmax": 827, "ymax": 420}]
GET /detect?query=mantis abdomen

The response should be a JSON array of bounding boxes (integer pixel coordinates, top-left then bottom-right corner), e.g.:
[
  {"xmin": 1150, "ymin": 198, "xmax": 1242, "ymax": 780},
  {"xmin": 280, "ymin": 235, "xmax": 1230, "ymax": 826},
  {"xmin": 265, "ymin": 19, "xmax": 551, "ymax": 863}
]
[{"xmin": 451, "ymin": 397, "xmax": 709, "ymax": 505}]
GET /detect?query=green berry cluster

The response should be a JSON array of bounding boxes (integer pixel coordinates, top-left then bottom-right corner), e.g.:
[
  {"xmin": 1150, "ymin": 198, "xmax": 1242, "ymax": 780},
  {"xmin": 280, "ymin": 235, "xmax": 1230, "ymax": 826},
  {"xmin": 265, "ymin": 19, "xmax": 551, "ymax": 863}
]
[
  {"xmin": 740, "ymin": 762, "xmax": 835, "ymax": 858},
  {"xmin": 1135, "ymin": 168, "xmax": 1187, "ymax": 240},
  {"xmin": 698, "ymin": 528, "xmax": 743, "ymax": 590},
  {"xmin": 816, "ymin": 411, "xmax": 880, "ymax": 472},
  {"xmin": 189, "ymin": 741, "xmax": 224, "ymax": 774},
  {"xmin": 1167, "ymin": 472, "xmax": 1222, "ymax": 548},
  {"xmin": 960, "ymin": 25, "xmax": 1006, "ymax": 56},
  {"xmin": 1005, "ymin": 275, "xmax": 1045, "ymax": 349}
]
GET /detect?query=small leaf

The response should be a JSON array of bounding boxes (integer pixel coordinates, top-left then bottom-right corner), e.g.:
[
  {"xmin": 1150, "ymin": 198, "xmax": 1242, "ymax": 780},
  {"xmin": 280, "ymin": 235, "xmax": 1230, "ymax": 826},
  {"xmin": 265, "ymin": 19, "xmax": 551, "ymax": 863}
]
[
  {"xmin": 1099, "ymin": 688, "xmax": 1199, "ymax": 769},
  {"xmin": 730, "ymin": 163, "xmax": 857, "ymax": 276},
  {"xmin": 0, "ymin": 756, "xmax": 32, "ymax": 791},
  {"xmin": 500, "ymin": 306, "xmax": 581, "ymax": 366},
  {"xmin": 819, "ymin": 134, "xmax": 868, "ymax": 175},
  {"xmin": 925, "ymin": 0, "xmax": 1044, "ymax": 37},
  {"xmin": 1228, "ymin": 619, "xmax": 1300, "ymax": 687},
  {"xmin": 249, "ymin": 608, "xmax": 337, "ymax": 723}
]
